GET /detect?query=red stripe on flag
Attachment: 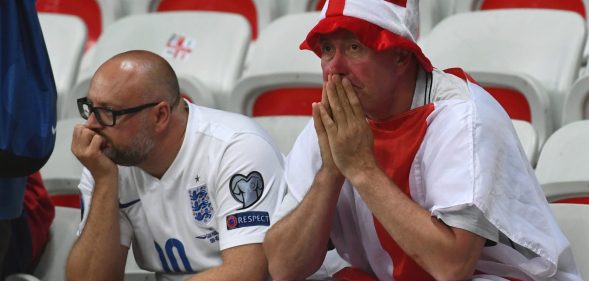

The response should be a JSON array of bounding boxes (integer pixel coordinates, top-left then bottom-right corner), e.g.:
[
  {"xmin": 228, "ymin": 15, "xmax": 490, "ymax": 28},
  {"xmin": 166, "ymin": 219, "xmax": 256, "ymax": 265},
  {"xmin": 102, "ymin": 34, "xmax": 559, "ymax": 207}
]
[
  {"xmin": 385, "ymin": 0, "xmax": 407, "ymax": 7},
  {"xmin": 326, "ymin": 0, "xmax": 346, "ymax": 16}
]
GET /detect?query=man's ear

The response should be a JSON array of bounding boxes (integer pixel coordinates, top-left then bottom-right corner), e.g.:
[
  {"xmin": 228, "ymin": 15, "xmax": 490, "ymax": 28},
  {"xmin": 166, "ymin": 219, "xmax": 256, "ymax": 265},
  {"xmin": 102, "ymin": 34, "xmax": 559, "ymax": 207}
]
[
  {"xmin": 392, "ymin": 48, "xmax": 415, "ymax": 74},
  {"xmin": 396, "ymin": 48, "xmax": 413, "ymax": 66},
  {"xmin": 152, "ymin": 102, "xmax": 171, "ymax": 133}
]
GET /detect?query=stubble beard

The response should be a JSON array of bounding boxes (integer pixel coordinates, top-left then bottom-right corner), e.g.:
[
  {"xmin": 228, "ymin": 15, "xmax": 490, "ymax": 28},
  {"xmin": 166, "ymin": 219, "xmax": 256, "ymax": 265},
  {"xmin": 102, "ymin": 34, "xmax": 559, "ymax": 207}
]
[{"xmin": 102, "ymin": 120, "xmax": 155, "ymax": 166}]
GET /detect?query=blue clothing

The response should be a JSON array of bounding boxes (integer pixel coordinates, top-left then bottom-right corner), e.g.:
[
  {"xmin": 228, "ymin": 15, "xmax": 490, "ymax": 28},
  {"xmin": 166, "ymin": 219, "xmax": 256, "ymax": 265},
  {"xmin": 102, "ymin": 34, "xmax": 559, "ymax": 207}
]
[
  {"xmin": 0, "ymin": 0, "xmax": 57, "ymax": 178},
  {"xmin": 0, "ymin": 178, "xmax": 26, "ymax": 220}
]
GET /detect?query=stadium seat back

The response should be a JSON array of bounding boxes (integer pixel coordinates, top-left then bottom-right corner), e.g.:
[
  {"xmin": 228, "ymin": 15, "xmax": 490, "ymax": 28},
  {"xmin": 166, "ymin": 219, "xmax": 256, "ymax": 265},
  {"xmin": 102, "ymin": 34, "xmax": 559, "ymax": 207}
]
[
  {"xmin": 419, "ymin": 9, "xmax": 586, "ymax": 129},
  {"xmin": 549, "ymin": 203, "xmax": 589, "ymax": 279},
  {"xmin": 537, "ymin": 120, "xmax": 589, "ymax": 203},
  {"xmin": 231, "ymin": 12, "xmax": 322, "ymax": 115}
]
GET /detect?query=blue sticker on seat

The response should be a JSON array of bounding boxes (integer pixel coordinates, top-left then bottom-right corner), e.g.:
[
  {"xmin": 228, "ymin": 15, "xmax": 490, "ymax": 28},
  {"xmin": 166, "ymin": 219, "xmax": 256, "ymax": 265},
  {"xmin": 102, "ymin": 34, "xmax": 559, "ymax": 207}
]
[{"xmin": 226, "ymin": 211, "xmax": 270, "ymax": 230}]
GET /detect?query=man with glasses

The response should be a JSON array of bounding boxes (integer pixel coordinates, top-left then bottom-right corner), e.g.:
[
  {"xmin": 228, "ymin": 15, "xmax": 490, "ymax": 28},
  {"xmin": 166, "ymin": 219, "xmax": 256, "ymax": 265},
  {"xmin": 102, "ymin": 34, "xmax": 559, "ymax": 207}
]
[{"xmin": 66, "ymin": 50, "xmax": 286, "ymax": 281}]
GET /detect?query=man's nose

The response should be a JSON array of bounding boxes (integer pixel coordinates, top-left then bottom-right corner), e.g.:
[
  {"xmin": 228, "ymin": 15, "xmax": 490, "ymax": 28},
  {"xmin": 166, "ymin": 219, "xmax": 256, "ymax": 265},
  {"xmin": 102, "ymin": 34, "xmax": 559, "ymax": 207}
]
[
  {"xmin": 324, "ymin": 49, "xmax": 349, "ymax": 77},
  {"xmin": 85, "ymin": 112, "xmax": 103, "ymax": 129}
]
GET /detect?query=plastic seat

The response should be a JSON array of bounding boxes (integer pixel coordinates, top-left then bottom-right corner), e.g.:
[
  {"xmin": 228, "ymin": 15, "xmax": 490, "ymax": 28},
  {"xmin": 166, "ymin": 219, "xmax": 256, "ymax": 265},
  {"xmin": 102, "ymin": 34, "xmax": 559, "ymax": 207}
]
[
  {"xmin": 511, "ymin": 119, "xmax": 539, "ymax": 165},
  {"xmin": 38, "ymin": 13, "xmax": 86, "ymax": 118},
  {"xmin": 36, "ymin": 0, "xmax": 123, "ymax": 51},
  {"xmin": 64, "ymin": 12, "xmax": 250, "ymax": 118},
  {"xmin": 477, "ymin": 0, "xmax": 587, "ymax": 64},
  {"xmin": 536, "ymin": 120, "xmax": 589, "ymax": 203},
  {"xmin": 154, "ymin": 0, "xmax": 278, "ymax": 40},
  {"xmin": 120, "ymin": 0, "xmax": 154, "ymax": 16},
  {"xmin": 549, "ymin": 203, "xmax": 589, "ymax": 279},
  {"xmin": 469, "ymin": 71, "xmax": 552, "ymax": 147},
  {"xmin": 32, "ymin": 207, "xmax": 80, "ymax": 281},
  {"xmin": 478, "ymin": 0, "xmax": 586, "ymax": 18},
  {"xmin": 419, "ymin": 9, "xmax": 586, "ymax": 130},
  {"xmin": 280, "ymin": 0, "xmax": 475, "ymax": 38},
  {"xmin": 231, "ymin": 12, "xmax": 323, "ymax": 116},
  {"xmin": 419, "ymin": 0, "xmax": 460, "ymax": 37},
  {"xmin": 4, "ymin": 274, "xmax": 40, "ymax": 281},
  {"xmin": 562, "ymin": 74, "xmax": 589, "ymax": 125},
  {"xmin": 253, "ymin": 116, "xmax": 310, "ymax": 154},
  {"xmin": 124, "ymin": 245, "xmax": 157, "ymax": 281},
  {"xmin": 279, "ymin": 0, "xmax": 320, "ymax": 14},
  {"xmin": 40, "ymin": 118, "xmax": 85, "ymax": 208}
]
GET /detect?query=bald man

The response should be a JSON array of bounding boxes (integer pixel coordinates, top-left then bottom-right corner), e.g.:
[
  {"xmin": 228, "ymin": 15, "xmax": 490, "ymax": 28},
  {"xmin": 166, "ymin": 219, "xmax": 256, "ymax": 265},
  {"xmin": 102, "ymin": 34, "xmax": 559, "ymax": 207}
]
[{"xmin": 66, "ymin": 50, "xmax": 286, "ymax": 281}]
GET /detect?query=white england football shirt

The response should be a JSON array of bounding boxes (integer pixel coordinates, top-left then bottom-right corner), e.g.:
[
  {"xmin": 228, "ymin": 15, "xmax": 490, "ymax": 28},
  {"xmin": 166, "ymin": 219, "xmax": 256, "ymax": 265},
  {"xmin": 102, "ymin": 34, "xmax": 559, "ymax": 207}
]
[
  {"xmin": 282, "ymin": 68, "xmax": 580, "ymax": 280},
  {"xmin": 78, "ymin": 103, "xmax": 287, "ymax": 280}
]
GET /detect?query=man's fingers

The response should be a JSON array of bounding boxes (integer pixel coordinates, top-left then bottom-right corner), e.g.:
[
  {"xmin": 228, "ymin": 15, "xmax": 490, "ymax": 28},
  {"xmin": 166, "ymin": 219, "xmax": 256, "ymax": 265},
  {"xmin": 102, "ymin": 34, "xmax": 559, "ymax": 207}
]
[
  {"xmin": 72, "ymin": 124, "xmax": 92, "ymax": 154},
  {"xmin": 313, "ymin": 102, "xmax": 337, "ymax": 169},
  {"xmin": 318, "ymin": 102, "xmax": 337, "ymax": 137},
  {"xmin": 312, "ymin": 102, "xmax": 326, "ymax": 137},
  {"xmin": 71, "ymin": 124, "xmax": 105, "ymax": 160},
  {"xmin": 326, "ymin": 75, "xmax": 347, "ymax": 126},
  {"xmin": 321, "ymin": 81, "xmax": 333, "ymax": 118},
  {"xmin": 332, "ymin": 75, "xmax": 354, "ymax": 118},
  {"xmin": 341, "ymin": 77, "xmax": 364, "ymax": 119},
  {"xmin": 89, "ymin": 133, "xmax": 105, "ymax": 153}
]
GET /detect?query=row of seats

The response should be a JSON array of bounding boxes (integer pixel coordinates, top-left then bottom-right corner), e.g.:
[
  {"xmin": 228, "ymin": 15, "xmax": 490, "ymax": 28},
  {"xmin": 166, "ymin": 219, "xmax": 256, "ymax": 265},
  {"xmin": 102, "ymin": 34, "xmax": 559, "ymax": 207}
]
[
  {"xmin": 35, "ymin": 0, "xmax": 589, "ymax": 46},
  {"xmin": 42, "ymin": 9, "xmax": 589, "ymax": 131}
]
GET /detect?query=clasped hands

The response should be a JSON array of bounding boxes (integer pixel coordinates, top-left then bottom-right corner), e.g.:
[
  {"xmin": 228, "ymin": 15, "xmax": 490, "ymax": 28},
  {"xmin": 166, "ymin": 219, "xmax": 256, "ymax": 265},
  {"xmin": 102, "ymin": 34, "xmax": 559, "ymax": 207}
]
[{"xmin": 312, "ymin": 74, "xmax": 377, "ymax": 182}]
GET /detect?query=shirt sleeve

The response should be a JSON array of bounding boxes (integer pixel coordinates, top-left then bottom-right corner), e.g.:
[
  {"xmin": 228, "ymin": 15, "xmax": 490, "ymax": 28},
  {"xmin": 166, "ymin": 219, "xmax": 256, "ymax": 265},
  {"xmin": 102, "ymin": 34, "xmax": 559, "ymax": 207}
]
[
  {"xmin": 284, "ymin": 119, "xmax": 322, "ymax": 202},
  {"xmin": 213, "ymin": 132, "xmax": 287, "ymax": 251},
  {"xmin": 77, "ymin": 168, "xmax": 134, "ymax": 247},
  {"xmin": 271, "ymin": 189, "xmax": 299, "ymax": 223},
  {"xmin": 436, "ymin": 204, "xmax": 499, "ymax": 242}
]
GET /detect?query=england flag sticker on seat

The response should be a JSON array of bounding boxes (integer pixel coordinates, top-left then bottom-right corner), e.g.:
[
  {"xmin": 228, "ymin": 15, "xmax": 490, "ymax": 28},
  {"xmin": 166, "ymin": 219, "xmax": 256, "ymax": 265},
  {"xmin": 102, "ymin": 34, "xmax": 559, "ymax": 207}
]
[{"xmin": 163, "ymin": 33, "xmax": 195, "ymax": 61}]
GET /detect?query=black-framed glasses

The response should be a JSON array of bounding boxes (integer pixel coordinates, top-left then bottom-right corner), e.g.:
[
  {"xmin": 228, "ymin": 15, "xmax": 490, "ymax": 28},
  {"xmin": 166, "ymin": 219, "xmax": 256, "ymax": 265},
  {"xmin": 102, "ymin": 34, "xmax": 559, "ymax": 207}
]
[{"xmin": 77, "ymin": 97, "xmax": 159, "ymax": 127}]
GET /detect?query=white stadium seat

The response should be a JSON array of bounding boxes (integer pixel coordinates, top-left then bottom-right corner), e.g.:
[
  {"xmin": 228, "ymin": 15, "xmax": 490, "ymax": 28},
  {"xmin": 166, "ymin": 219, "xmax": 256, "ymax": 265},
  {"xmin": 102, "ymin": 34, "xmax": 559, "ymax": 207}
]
[
  {"xmin": 40, "ymin": 118, "xmax": 85, "ymax": 208},
  {"xmin": 153, "ymin": 0, "xmax": 279, "ymax": 41},
  {"xmin": 279, "ymin": 0, "xmax": 321, "ymax": 14},
  {"xmin": 536, "ymin": 120, "xmax": 589, "ymax": 202},
  {"xmin": 469, "ymin": 71, "xmax": 552, "ymax": 148},
  {"xmin": 38, "ymin": 13, "xmax": 86, "ymax": 119},
  {"xmin": 32, "ymin": 207, "xmax": 80, "ymax": 281},
  {"xmin": 231, "ymin": 12, "xmax": 322, "ymax": 116},
  {"xmin": 253, "ymin": 116, "xmax": 310, "ymax": 154},
  {"xmin": 4, "ymin": 274, "xmax": 40, "ymax": 281},
  {"xmin": 119, "ymin": 0, "xmax": 154, "ymax": 16},
  {"xmin": 65, "ymin": 11, "xmax": 251, "ymax": 118},
  {"xmin": 511, "ymin": 119, "xmax": 539, "ymax": 165},
  {"xmin": 562, "ymin": 74, "xmax": 589, "ymax": 125},
  {"xmin": 549, "ymin": 203, "xmax": 589, "ymax": 279},
  {"xmin": 419, "ymin": 9, "xmax": 586, "ymax": 129}
]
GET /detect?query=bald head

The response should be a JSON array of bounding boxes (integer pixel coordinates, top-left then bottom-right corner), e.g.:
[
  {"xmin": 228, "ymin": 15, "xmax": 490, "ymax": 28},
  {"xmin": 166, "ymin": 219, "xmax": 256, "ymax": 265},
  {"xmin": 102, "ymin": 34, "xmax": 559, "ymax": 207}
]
[{"xmin": 91, "ymin": 50, "xmax": 180, "ymax": 106}]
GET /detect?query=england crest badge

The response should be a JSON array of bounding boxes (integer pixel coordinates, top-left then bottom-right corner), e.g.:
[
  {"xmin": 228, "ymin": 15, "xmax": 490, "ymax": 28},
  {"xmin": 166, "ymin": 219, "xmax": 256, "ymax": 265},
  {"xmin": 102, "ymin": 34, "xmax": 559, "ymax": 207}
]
[{"xmin": 189, "ymin": 185, "xmax": 214, "ymax": 225}]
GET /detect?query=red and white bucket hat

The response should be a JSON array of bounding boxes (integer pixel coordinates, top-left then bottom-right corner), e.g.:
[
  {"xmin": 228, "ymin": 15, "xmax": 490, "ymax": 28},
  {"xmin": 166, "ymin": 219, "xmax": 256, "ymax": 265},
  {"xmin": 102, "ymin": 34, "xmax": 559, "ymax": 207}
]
[{"xmin": 300, "ymin": 0, "xmax": 433, "ymax": 72}]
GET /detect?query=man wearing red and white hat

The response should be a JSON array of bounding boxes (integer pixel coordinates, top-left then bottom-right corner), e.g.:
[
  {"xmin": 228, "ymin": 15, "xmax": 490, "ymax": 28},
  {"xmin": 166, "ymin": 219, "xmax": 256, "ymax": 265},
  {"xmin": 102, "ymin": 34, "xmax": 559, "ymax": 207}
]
[{"xmin": 264, "ymin": 0, "xmax": 582, "ymax": 280}]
